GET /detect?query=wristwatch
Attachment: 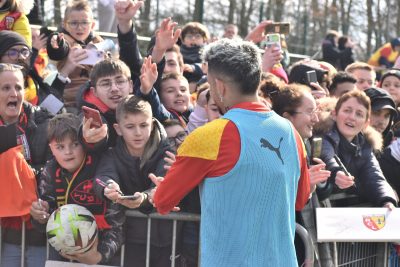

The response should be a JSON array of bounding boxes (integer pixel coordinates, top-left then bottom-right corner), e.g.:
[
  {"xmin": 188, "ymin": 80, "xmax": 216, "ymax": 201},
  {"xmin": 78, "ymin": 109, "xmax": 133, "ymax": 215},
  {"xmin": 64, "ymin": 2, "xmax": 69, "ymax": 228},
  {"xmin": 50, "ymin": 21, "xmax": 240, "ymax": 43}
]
[{"xmin": 57, "ymin": 73, "xmax": 71, "ymax": 84}]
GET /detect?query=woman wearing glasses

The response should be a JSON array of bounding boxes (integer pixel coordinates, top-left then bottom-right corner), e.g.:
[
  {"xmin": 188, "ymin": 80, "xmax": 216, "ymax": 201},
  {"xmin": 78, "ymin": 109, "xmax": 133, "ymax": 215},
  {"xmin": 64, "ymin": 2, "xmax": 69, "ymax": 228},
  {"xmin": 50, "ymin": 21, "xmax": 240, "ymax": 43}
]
[
  {"xmin": 272, "ymin": 84, "xmax": 330, "ymax": 190},
  {"xmin": 46, "ymin": 0, "xmax": 104, "ymax": 110}
]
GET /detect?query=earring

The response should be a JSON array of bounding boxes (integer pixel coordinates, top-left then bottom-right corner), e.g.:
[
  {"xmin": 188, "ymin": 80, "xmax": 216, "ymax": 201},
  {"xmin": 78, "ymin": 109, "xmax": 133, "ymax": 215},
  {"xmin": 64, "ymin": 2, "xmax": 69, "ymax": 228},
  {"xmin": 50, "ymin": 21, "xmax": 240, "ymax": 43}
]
[{"xmin": 220, "ymin": 94, "xmax": 223, "ymax": 103}]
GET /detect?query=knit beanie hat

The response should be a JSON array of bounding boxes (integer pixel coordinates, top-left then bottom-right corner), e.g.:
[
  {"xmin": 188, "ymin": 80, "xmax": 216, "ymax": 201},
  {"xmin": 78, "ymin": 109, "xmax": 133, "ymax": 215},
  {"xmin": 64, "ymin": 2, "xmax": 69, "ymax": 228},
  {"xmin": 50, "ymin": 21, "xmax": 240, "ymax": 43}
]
[
  {"xmin": 0, "ymin": 31, "xmax": 29, "ymax": 59},
  {"xmin": 379, "ymin": 69, "xmax": 400, "ymax": 85}
]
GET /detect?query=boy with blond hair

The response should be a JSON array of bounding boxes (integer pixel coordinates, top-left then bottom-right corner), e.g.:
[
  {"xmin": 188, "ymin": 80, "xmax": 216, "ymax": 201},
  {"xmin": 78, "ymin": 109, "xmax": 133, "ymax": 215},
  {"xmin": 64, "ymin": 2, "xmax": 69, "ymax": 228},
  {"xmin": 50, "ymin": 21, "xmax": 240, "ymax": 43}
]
[{"xmin": 93, "ymin": 95, "xmax": 176, "ymax": 266}]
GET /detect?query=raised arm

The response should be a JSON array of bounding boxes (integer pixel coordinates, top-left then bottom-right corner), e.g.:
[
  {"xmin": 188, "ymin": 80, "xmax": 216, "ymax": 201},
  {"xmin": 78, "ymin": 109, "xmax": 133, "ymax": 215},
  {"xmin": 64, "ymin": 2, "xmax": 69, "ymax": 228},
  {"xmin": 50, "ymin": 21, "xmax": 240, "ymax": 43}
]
[{"xmin": 115, "ymin": 0, "xmax": 144, "ymax": 78}]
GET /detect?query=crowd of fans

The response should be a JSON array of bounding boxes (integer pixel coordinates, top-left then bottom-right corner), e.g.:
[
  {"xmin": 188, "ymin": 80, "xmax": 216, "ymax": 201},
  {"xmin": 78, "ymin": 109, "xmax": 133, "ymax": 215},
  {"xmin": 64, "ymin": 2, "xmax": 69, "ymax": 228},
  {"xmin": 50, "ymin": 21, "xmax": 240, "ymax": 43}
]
[{"xmin": 1, "ymin": 0, "xmax": 400, "ymax": 266}]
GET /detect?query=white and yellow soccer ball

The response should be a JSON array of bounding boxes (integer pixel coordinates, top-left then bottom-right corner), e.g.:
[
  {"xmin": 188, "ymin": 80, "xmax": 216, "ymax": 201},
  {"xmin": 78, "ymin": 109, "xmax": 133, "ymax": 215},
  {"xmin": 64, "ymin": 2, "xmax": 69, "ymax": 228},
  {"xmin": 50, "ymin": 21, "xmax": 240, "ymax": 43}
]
[{"xmin": 46, "ymin": 204, "xmax": 98, "ymax": 255}]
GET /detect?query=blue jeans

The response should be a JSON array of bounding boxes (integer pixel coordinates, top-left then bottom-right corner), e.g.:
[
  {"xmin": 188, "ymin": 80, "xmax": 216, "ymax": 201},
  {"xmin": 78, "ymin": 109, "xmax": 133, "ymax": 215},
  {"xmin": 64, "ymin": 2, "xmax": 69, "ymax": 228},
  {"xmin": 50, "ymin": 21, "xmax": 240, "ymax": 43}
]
[{"xmin": 1, "ymin": 243, "xmax": 46, "ymax": 267}]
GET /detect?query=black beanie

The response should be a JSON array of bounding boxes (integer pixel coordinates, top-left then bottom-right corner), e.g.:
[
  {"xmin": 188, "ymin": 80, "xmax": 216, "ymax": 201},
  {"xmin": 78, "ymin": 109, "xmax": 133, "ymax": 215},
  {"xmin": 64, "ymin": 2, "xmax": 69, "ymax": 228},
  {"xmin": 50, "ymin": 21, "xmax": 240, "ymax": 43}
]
[{"xmin": 0, "ymin": 31, "xmax": 29, "ymax": 59}]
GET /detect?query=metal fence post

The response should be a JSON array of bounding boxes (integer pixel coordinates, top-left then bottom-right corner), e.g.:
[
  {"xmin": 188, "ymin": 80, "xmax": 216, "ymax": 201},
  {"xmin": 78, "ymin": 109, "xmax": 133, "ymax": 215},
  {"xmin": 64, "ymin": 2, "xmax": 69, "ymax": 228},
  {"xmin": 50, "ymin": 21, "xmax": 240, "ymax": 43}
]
[
  {"xmin": 120, "ymin": 244, "xmax": 125, "ymax": 267},
  {"xmin": 295, "ymin": 223, "xmax": 314, "ymax": 267},
  {"xmin": 171, "ymin": 220, "xmax": 177, "ymax": 267},
  {"xmin": 21, "ymin": 220, "xmax": 25, "ymax": 267},
  {"xmin": 146, "ymin": 218, "xmax": 151, "ymax": 267}
]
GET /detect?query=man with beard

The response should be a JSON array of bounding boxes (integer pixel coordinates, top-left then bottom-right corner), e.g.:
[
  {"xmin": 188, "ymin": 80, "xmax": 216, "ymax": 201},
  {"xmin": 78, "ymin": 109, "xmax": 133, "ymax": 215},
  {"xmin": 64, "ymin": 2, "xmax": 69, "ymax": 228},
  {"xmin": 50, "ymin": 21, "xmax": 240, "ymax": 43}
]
[{"xmin": 0, "ymin": 30, "xmax": 69, "ymax": 109}]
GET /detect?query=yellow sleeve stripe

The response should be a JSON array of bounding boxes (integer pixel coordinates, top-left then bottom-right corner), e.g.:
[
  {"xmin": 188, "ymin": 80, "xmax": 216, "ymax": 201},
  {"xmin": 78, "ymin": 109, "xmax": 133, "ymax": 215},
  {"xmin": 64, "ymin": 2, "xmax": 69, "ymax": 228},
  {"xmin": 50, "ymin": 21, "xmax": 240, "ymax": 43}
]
[{"xmin": 178, "ymin": 119, "xmax": 230, "ymax": 160}]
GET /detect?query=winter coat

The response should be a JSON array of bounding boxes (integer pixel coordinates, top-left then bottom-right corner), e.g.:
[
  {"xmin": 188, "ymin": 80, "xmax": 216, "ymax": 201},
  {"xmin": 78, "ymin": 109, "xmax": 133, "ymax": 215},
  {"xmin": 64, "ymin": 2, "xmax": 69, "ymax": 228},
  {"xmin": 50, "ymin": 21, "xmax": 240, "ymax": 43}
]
[
  {"xmin": 0, "ymin": 101, "xmax": 52, "ymax": 246},
  {"xmin": 379, "ymin": 147, "xmax": 400, "ymax": 202},
  {"xmin": 321, "ymin": 39, "xmax": 352, "ymax": 70},
  {"xmin": 33, "ymin": 154, "xmax": 125, "ymax": 264},
  {"xmin": 180, "ymin": 44, "xmax": 204, "ymax": 83},
  {"xmin": 0, "ymin": 0, "xmax": 34, "ymax": 46},
  {"xmin": 46, "ymin": 29, "xmax": 103, "ymax": 107},
  {"xmin": 93, "ymin": 119, "xmax": 176, "ymax": 246},
  {"xmin": 315, "ymin": 116, "xmax": 397, "ymax": 207},
  {"xmin": 0, "ymin": 101, "xmax": 53, "ymax": 172}
]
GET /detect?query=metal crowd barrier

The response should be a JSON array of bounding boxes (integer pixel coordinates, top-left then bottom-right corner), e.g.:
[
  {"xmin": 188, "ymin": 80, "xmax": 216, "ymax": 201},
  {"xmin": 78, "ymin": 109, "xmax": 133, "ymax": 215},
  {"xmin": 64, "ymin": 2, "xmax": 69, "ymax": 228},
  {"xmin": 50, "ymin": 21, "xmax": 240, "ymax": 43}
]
[
  {"xmin": 124, "ymin": 210, "xmax": 200, "ymax": 267},
  {"xmin": 0, "ymin": 211, "xmax": 317, "ymax": 267}
]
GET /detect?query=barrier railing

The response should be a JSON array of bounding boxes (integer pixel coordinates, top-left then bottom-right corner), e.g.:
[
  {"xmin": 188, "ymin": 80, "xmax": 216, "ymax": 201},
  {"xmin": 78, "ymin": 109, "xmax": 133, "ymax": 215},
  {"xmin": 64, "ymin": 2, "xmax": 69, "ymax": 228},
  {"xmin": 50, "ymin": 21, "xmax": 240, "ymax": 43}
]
[
  {"xmin": 1, "ymin": 211, "xmax": 315, "ymax": 267},
  {"xmin": 124, "ymin": 210, "xmax": 200, "ymax": 267}
]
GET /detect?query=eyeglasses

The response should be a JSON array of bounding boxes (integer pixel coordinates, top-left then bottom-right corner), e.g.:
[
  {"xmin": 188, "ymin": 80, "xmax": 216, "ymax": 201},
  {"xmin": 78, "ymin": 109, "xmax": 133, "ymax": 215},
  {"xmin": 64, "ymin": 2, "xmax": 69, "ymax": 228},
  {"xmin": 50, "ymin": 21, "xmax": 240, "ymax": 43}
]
[
  {"xmin": 96, "ymin": 78, "xmax": 130, "ymax": 91},
  {"xmin": 185, "ymin": 33, "xmax": 203, "ymax": 40},
  {"xmin": 66, "ymin": 21, "xmax": 92, "ymax": 29},
  {"xmin": 292, "ymin": 108, "xmax": 320, "ymax": 117},
  {"xmin": 167, "ymin": 130, "xmax": 188, "ymax": 147},
  {"xmin": 5, "ymin": 48, "xmax": 31, "ymax": 60}
]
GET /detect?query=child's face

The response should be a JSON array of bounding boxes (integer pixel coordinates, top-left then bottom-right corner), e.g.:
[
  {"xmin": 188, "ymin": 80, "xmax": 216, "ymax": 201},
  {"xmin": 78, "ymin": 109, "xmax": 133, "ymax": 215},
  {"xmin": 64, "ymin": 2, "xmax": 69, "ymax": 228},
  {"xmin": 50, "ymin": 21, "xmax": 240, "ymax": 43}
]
[
  {"xmin": 164, "ymin": 51, "xmax": 182, "ymax": 74},
  {"xmin": 381, "ymin": 75, "xmax": 400, "ymax": 104},
  {"xmin": 64, "ymin": 10, "xmax": 94, "ymax": 42},
  {"xmin": 0, "ymin": 70, "xmax": 24, "ymax": 124},
  {"xmin": 205, "ymin": 96, "xmax": 221, "ymax": 122},
  {"xmin": 165, "ymin": 124, "xmax": 187, "ymax": 151},
  {"xmin": 49, "ymin": 137, "xmax": 85, "ymax": 173},
  {"xmin": 114, "ymin": 112, "xmax": 153, "ymax": 157},
  {"xmin": 160, "ymin": 78, "xmax": 190, "ymax": 113},
  {"xmin": 182, "ymin": 32, "xmax": 205, "ymax": 47},
  {"xmin": 93, "ymin": 74, "xmax": 132, "ymax": 110}
]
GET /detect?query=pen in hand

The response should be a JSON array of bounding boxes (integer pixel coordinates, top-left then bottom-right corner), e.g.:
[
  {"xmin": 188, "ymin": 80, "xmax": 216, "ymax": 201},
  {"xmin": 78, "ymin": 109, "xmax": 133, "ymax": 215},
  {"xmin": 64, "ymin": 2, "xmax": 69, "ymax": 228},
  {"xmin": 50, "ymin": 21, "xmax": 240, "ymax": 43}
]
[
  {"xmin": 96, "ymin": 178, "xmax": 124, "ymax": 196},
  {"xmin": 38, "ymin": 198, "xmax": 47, "ymax": 219},
  {"xmin": 333, "ymin": 154, "xmax": 356, "ymax": 188}
]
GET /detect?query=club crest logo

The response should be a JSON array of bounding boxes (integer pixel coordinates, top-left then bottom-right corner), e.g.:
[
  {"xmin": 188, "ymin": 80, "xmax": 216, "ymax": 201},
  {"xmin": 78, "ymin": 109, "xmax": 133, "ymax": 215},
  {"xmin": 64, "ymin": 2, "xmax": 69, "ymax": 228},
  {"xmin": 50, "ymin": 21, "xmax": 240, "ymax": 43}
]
[
  {"xmin": 5, "ymin": 16, "xmax": 15, "ymax": 30},
  {"xmin": 363, "ymin": 214, "xmax": 385, "ymax": 231},
  {"xmin": 71, "ymin": 180, "xmax": 102, "ymax": 205}
]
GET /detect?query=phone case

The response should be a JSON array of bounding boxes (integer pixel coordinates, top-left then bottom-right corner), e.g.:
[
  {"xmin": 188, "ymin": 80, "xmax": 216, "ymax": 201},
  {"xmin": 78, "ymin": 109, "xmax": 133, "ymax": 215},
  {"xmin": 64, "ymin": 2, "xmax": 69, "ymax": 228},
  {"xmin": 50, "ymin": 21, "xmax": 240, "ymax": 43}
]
[
  {"xmin": 264, "ymin": 22, "xmax": 290, "ymax": 34},
  {"xmin": 306, "ymin": 71, "xmax": 318, "ymax": 84},
  {"xmin": 119, "ymin": 195, "xmax": 140, "ymax": 200},
  {"xmin": 82, "ymin": 106, "xmax": 102, "ymax": 128},
  {"xmin": 264, "ymin": 33, "xmax": 281, "ymax": 49},
  {"xmin": 311, "ymin": 137, "xmax": 322, "ymax": 159},
  {"xmin": 78, "ymin": 49, "xmax": 104, "ymax": 65}
]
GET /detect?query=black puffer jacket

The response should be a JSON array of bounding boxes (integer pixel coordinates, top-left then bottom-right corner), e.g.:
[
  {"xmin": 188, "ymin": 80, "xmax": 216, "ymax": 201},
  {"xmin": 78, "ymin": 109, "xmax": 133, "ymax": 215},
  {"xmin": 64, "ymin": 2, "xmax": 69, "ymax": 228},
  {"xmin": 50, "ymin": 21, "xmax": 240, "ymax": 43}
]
[
  {"xmin": 93, "ymin": 119, "xmax": 175, "ymax": 246},
  {"xmin": 34, "ymin": 154, "xmax": 125, "ymax": 264},
  {"xmin": 316, "ymin": 123, "xmax": 398, "ymax": 207},
  {"xmin": 379, "ymin": 147, "xmax": 400, "ymax": 203},
  {"xmin": 18, "ymin": 102, "xmax": 53, "ymax": 173}
]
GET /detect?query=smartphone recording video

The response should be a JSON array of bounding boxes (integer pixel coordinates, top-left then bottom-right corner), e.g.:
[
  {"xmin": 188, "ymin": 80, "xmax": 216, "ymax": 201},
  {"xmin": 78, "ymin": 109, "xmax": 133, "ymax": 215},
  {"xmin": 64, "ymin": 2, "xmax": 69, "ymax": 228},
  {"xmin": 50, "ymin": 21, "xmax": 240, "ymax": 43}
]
[
  {"xmin": 264, "ymin": 22, "xmax": 290, "ymax": 35},
  {"xmin": 265, "ymin": 33, "xmax": 281, "ymax": 49},
  {"xmin": 82, "ymin": 106, "xmax": 103, "ymax": 128},
  {"xmin": 306, "ymin": 70, "xmax": 318, "ymax": 84},
  {"xmin": 311, "ymin": 137, "xmax": 322, "ymax": 159},
  {"xmin": 78, "ymin": 49, "xmax": 105, "ymax": 66}
]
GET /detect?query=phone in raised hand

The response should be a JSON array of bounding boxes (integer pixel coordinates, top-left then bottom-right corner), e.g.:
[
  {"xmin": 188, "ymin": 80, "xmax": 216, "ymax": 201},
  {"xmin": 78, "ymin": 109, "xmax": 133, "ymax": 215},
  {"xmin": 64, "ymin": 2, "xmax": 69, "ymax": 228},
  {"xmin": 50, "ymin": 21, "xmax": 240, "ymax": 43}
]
[
  {"xmin": 82, "ymin": 106, "xmax": 103, "ymax": 128},
  {"xmin": 264, "ymin": 22, "xmax": 290, "ymax": 34},
  {"xmin": 311, "ymin": 137, "xmax": 322, "ymax": 159}
]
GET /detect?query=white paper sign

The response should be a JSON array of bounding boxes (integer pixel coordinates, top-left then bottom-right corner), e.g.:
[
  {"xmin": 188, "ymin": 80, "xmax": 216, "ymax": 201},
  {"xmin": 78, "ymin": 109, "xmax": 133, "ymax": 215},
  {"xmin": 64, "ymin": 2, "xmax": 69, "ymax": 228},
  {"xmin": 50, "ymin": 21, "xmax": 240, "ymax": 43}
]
[
  {"xmin": 316, "ymin": 207, "xmax": 400, "ymax": 242},
  {"xmin": 45, "ymin": 261, "xmax": 118, "ymax": 267}
]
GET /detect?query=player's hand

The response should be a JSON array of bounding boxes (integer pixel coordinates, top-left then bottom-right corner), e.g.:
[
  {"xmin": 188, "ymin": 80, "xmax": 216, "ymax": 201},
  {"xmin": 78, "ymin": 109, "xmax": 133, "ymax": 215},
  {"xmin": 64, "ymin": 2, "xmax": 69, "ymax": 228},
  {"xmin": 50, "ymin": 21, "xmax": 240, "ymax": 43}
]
[{"xmin": 148, "ymin": 173, "xmax": 180, "ymax": 212}]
